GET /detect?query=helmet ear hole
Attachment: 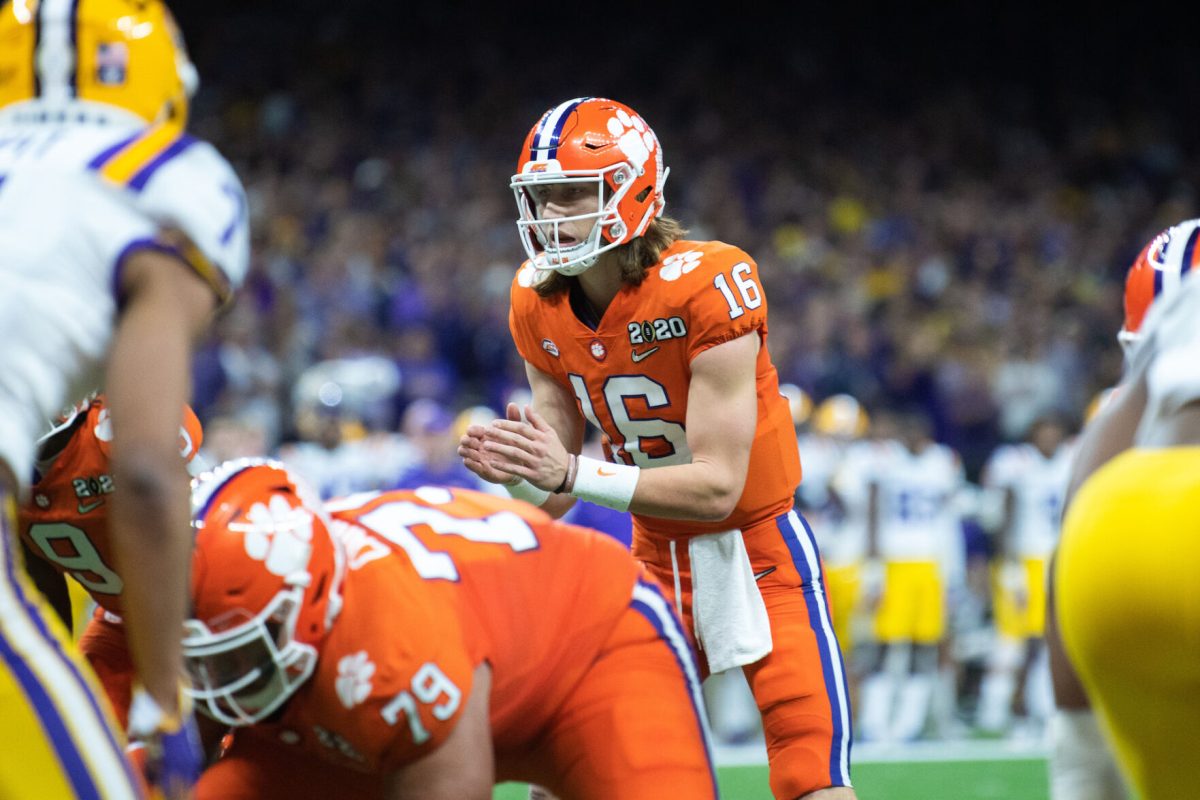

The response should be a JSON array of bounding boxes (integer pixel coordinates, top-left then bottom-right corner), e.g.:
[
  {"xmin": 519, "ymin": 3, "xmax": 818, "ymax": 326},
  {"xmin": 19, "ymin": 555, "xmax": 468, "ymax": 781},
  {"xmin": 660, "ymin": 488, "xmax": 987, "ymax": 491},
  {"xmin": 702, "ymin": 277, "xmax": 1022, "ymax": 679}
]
[{"xmin": 635, "ymin": 187, "xmax": 651, "ymax": 203}]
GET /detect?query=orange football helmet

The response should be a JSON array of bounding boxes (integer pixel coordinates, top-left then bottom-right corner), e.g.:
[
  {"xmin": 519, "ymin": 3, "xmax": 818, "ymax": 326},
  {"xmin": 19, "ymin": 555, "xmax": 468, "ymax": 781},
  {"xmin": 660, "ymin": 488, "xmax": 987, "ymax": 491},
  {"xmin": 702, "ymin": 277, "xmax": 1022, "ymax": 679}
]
[
  {"xmin": 183, "ymin": 459, "xmax": 345, "ymax": 726},
  {"xmin": 1120, "ymin": 218, "xmax": 1200, "ymax": 355},
  {"xmin": 510, "ymin": 96, "xmax": 669, "ymax": 275}
]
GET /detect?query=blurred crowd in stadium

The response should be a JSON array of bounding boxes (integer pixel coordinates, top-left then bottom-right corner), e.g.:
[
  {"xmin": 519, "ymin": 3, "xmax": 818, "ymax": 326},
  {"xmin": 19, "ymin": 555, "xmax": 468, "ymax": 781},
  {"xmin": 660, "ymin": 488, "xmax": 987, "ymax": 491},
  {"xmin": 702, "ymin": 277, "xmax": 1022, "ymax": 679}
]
[{"xmin": 168, "ymin": 1, "xmax": 1197, "ymax": 748}]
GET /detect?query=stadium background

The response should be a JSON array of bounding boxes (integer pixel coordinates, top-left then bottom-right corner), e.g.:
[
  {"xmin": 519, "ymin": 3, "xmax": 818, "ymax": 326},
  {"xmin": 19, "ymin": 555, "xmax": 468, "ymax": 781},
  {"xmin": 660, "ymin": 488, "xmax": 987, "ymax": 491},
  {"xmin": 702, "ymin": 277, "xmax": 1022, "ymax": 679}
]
[{"xmin": 159, "ymin": 3, "xmax": 1198, "ymax": 796}]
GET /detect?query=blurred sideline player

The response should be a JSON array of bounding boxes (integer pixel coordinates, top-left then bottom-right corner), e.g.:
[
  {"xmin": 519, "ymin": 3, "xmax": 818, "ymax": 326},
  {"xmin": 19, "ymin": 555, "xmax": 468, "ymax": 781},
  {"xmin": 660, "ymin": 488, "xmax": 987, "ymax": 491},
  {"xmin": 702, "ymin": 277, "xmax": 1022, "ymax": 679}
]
[
  {"xmin": 1055, "ymin": 267, "xmax": 1200, "ymax": 799},
  {"xmin": 0, "ymin": 1, "xmax": 248, "ymax": 797},
  {"xmin": 856, "ymin": 408, "xmax": 966, "ymax": 743},
  {"xmin": 974, "ymin": 413, "xmax": 1075, "ymax": 737},
  {"xmin": 799, "ymin": 394, "xmax": 871, "ymax": 665},
  {"xmin": 461, "ymin": 97, "xmax": 854, "ymax": 798},
  {"xmin": 1045, "ymin": 219, "xmax": 1200, "ymax": 800},
  {"xmin": 185, "ymin": 460, "xmax": 717, "ymax": 800},
  {"xmin": 18, "ymin": 394, "xmax": 205, "ymax": 731}
]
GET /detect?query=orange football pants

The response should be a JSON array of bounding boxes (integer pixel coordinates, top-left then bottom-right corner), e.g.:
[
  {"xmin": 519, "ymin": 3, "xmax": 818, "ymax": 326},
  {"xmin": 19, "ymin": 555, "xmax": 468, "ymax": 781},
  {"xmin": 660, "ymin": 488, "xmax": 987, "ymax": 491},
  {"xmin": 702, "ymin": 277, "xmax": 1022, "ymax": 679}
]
[
  {"xmin": 195, "ymin": 578, "xmax": 717, "ymax": 800},
  {"xmin": 637, "ymin": 507, "xmax": 854, "ymax": 798}
]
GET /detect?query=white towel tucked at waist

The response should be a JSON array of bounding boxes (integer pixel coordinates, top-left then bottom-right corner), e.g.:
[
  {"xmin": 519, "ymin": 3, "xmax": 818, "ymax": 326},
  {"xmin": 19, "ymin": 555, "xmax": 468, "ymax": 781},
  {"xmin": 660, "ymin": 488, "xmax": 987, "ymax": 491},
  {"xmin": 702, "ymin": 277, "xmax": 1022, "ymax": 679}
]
[{"xmin": 688, "ymin": 529, "xmax": 772, "ymax": 674}]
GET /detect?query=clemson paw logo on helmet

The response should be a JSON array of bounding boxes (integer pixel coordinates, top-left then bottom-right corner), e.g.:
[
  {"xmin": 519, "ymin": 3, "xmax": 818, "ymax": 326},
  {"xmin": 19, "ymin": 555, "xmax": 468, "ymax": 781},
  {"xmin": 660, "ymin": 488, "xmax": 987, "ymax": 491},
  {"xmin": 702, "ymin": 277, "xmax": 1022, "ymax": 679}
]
[
  {"xmin": 335, "ymin": 651, "xmax": 376, "ymax": 709},
  {"xmin": 607, "ymin": 109, "xmax": 657, "ymax": 174},
  {"xmin": 238, "ymin": 496, "xmax": 314, "ymax": 577},
  {"xmin": 659, "ymin": 251, "xmax": 703, "ymax": 282}
]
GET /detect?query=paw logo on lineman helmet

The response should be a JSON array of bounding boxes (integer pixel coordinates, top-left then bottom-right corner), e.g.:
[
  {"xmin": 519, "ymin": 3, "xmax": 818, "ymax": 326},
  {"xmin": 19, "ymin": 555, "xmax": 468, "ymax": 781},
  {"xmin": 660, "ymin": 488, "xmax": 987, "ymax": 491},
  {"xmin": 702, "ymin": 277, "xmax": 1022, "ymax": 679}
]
[
  {"xmin": 1119, "ymin": 218, "xmax": 1200, "ymax": 356},
  {"xmin": 812, "ymin": 394, "xmax": 870, "ymax": 439},
  {"xmin": 0, "ymin": 0, "xmax": 198, "ymax": 125},
  {"xmin": 184, "ymin": 459, "xmax": 345, "ymax": 726},
  {"xmin": 511, "ymin": 97, "xmax": 669, "ymax": 276}
]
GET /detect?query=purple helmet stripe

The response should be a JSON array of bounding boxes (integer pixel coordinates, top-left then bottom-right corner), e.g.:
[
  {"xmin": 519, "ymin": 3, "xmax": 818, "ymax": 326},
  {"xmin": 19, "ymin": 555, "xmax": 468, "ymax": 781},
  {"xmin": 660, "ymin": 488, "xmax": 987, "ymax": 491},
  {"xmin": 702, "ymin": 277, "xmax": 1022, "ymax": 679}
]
[{"xmin": 529, "ymin": 96, "xmax": 590, "ymax": 163}]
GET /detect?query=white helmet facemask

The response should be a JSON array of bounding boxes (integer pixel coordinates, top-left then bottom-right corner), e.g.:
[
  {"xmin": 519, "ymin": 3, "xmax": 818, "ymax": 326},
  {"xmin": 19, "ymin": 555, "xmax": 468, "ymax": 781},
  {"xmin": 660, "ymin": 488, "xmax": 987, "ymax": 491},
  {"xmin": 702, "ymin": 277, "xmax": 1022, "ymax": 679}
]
[
  {"xmin": 182, "ymin": 583, "xmax": 317, "ymax": 726},
  {"xmin": 511, "ymin": 163, "xmax": 639, "ymax": 276}
]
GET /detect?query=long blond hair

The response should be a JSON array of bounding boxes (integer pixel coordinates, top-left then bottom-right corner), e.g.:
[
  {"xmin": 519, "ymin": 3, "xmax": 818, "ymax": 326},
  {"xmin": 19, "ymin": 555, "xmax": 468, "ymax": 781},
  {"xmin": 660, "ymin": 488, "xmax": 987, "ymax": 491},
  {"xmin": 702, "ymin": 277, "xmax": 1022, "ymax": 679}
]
[{"xmin": 534, "ymin": 216, "xmax": 687, "ymax": 298}]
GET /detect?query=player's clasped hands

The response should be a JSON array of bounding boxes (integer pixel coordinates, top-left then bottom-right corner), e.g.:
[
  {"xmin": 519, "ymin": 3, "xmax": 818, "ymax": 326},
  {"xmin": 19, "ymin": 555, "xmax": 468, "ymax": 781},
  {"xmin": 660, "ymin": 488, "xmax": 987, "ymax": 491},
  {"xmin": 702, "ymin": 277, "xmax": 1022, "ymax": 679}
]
[{"xmin": 459, "ymin": 403, "xmax": 571, "ymax": 491}]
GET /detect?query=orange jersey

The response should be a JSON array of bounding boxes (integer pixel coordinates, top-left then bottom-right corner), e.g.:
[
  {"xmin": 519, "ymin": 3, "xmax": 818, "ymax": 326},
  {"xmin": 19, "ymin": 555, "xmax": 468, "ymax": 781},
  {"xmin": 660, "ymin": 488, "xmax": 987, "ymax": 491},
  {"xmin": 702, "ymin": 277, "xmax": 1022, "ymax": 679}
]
[
  {"xmin": 225, "ymin": 487, "xmax": 647, "ymax": 774},
  {"xmin": 509, "ymin": 238, "xmax": 802, "ymax": 538},
  {"xmin": 18, "ymin": 397, "xmax": 203, "ymax": 615}
]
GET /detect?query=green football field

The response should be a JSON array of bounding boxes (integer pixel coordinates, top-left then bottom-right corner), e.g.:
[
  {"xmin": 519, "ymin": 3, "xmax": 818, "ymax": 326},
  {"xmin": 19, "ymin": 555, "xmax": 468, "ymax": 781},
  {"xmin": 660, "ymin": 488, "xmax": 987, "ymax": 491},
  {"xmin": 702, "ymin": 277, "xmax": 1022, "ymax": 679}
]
[{"xmin": 492, "ymin": 742, "xmax": 1049, "ymax": 799}]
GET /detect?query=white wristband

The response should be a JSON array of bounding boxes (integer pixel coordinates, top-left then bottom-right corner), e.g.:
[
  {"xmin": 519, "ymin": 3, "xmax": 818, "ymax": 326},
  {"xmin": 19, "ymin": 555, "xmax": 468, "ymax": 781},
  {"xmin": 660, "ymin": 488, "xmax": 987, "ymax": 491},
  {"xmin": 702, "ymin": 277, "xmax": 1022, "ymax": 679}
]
[
  {"xmin": 569, "ymin": 455, "xmax": 639, "ymax": 512},
  {"xmin": 504, "ymin": 477, "xmax": 551, "ymax": 507}
]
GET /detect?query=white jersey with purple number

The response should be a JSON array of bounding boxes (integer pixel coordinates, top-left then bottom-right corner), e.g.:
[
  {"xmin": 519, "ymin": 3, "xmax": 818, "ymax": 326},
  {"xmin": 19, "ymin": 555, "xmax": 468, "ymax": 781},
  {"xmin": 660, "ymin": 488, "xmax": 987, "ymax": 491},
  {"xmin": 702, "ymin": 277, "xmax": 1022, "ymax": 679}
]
[
  {"xmin": 982, "ymin": 441, "xmax": 1074, "ymax": 559},
  {"xmin": 0, "ymin": 115, "xmax": 248, "ymax": 489},
  {"xmin": 866, "ymin": 441, "xmax": 966, "ymax": 563}
]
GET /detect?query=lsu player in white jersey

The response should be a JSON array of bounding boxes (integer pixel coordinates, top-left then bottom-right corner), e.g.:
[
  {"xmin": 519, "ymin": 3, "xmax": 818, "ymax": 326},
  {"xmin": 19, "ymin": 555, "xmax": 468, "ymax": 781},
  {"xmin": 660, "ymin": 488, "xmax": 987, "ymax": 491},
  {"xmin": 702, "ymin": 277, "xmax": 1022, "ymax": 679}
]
[
  {"xmin": 797, "ymin": 395, "xmax": 871, "ymax": 665},
  {"xmin": 975, "ymin": 413, "xmax": 1075, "ymax": 737},
  {"xmin": 0, "ymin": 1, "xmax": 249, "ymax": 797},
  {"xmin": 1046, "ymin": 219, "xmax": 1200, "ymax": 800},
  {"xmin": 1055, "ymin": 267, "xmax": 1200, "ymax": 799},
  {"xmin": 855, "ymin": 408, "xmax": 966, "ymax": 743}
]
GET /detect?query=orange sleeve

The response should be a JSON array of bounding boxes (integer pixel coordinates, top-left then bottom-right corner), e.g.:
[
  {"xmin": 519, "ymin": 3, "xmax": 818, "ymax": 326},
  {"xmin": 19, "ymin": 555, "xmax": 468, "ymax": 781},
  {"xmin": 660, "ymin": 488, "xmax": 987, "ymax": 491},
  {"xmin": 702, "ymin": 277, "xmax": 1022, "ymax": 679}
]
[
  {"xmin": 374, "ymin": 638, "xmax": 475, "ymax": 771},
  {"xmin": 667, "ymin": 243, "xmax": 769, "ymax": 363},
  {"xmin": 508, "ymin": 261, "xmax": 564, "ymax": 378},
  {"xmin": 344, "ymin": 567, "xmax": 476, "ymax": 771}
]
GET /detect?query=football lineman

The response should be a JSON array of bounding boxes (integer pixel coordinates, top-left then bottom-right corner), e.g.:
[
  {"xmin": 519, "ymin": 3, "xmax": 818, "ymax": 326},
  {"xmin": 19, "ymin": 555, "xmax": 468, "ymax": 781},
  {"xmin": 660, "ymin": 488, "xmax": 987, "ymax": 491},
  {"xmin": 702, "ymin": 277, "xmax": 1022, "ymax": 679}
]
[
  {"xmin": 1046, "ymin": 219, "xmax": 1200, "ymax": 800},
  {"xmin": 460, "ymin": 97, "xmax": 855, "ymax": 798},
  {"xmin": 1055, "ymin": 267, "xmax": 1200, "ymax": 799},
  {"xmin": 185, "ymin": 461, "xmax": 717, "ymax": 799},
  {"xmin": 0, "ymin": 1, "xmax": 249, "ymax": 796},
  {"xmin": 18, "ymin": 394, "xmax": 206, "ymax": 731}
]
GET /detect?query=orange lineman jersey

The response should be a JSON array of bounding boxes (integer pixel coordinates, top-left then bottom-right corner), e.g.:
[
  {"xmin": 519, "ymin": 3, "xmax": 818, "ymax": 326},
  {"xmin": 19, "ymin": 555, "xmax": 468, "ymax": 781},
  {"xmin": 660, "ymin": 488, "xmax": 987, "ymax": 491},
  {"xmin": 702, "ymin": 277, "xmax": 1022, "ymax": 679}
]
[
  {"xmin": 509, "ymin": 238, "xmax": 802, "ymax": 539},
  {"xmin": 221, "ymin": 487, "xmax": 648, "ymax": 775},
  {"xmin": 18, "ymin": 396, "xmax": 204, "ymax": 616}
]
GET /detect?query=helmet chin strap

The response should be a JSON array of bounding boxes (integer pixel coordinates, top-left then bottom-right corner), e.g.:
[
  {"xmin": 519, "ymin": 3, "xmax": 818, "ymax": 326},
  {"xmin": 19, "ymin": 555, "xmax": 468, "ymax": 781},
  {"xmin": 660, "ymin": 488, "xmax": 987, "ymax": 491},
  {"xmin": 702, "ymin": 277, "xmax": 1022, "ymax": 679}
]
[{"xmin": 548, "ymin": 250, "xmax": 599, "ymax": 276}]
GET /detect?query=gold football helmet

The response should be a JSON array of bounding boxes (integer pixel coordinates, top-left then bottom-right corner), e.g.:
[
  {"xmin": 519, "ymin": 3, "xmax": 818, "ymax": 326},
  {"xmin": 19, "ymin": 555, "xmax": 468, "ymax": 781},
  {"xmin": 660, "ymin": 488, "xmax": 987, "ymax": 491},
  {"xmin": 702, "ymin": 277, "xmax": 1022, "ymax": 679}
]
[
  {"xmin": 812, "ymin": 394, "xmax": 871, "ymax": 439},
  {"xmin": 0, "ymin": 0, "xmax": 198, "ymax": 125}
]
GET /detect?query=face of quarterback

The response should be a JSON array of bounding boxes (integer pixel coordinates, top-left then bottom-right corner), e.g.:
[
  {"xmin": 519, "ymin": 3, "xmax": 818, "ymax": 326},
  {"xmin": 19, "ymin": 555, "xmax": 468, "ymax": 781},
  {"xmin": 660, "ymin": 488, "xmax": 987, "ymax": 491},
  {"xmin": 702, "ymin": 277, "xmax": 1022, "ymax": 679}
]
[{"xmin": 527, "ymin": 181, "xmax": 600, "ymax": 249}]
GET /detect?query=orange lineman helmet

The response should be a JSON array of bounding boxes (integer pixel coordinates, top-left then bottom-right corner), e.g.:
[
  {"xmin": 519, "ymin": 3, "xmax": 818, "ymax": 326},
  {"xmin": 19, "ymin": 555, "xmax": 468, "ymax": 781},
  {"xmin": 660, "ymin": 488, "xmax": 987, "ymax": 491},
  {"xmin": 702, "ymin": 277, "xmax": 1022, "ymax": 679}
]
[
  {"xmin": 510, "ymin": 97, "xmax": 669, "ymax": 275},
  {"xmin": 1119, "ymin": 218, "xmax": 1200, "ymax": 356},
  {"xmin": 184, "ymin": 460, "xmax": 345, "ymax": 726}
]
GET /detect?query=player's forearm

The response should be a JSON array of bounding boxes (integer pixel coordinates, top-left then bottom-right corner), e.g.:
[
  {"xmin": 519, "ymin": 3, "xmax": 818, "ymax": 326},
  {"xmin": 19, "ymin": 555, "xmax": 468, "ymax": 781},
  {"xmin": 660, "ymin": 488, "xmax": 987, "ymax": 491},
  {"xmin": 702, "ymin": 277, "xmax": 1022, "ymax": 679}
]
[
  {"xmin": 626, "ymin": 458, "xmax": 746, "ymax": 522},
  {"xmin": 106, "ymin": 250, "xmax": 215, "ymax": 709},
  {"xmin": 109, "ymin": 451, "xmax": 191, "ymax": 707}
]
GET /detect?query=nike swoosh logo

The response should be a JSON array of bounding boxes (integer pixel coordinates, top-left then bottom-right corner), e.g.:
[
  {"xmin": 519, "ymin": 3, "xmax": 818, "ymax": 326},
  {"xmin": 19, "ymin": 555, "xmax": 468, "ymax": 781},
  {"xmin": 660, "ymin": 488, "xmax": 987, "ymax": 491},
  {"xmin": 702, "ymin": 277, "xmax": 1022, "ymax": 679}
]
[
  {"xmin": 77, "ymin": 499, "xmax": 104, "ymax": 514},
  {"xmin": 630, "ymin": 346, "xmax": 660, "ymax": 363},
  {"xmin": 753, "ymin": 566, "xmax": 777, "ymax": 581},
  {"xmin": 597, "ymin": 468, "xmax": 616, "ymax": 477}
]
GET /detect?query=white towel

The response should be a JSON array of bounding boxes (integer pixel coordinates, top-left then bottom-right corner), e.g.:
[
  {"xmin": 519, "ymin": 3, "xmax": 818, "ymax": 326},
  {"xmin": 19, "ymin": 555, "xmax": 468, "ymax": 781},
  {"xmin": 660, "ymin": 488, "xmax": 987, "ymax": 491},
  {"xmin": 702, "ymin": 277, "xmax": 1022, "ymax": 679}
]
[{"xmin": 688, "ymin": 529, "xmax": 772, "ymax": 674}]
